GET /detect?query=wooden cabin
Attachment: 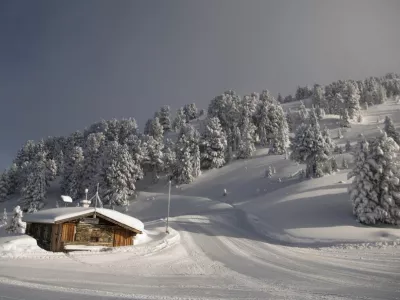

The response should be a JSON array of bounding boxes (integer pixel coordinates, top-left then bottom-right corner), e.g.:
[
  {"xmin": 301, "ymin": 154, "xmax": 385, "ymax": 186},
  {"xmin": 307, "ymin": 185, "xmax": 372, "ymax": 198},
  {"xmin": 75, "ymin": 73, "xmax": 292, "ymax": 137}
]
[{"xmin": 23, "ymin": 207, "xmax": 144, "ymax": 252}]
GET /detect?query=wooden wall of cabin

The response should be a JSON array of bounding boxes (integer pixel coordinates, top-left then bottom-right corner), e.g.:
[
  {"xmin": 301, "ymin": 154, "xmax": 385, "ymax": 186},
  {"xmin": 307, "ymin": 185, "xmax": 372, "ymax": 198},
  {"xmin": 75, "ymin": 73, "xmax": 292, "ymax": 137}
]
[
  {"xmin": 25, "ymin": 223, "xmax": 53, "ymax": 251},
  {"xmin": 113, "ymin": 228, "xmax": 135, "ymax": 247}
]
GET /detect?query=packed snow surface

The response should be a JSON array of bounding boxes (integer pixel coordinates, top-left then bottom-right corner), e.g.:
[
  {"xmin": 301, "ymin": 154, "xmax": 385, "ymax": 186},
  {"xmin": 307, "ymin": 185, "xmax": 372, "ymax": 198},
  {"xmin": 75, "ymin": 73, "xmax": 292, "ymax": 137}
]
[{"xmin": 23, "ymin": 207, "xmax": 144, "ymax": 232}]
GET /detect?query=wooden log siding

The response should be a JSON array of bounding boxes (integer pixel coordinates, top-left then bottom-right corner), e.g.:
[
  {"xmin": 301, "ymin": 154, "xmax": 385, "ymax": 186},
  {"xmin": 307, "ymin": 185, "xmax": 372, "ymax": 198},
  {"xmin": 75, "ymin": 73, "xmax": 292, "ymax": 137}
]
[{"xmin": 113, "ymin": 228, "xmax": 134, "ymax": 246}]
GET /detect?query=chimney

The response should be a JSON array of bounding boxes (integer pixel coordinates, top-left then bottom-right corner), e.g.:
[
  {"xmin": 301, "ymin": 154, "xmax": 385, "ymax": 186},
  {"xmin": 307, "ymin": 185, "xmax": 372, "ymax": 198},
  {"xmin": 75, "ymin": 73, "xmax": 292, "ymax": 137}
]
[{"xmin": 80, "ymin": 199, "xmax": 91, "ymax": 208}]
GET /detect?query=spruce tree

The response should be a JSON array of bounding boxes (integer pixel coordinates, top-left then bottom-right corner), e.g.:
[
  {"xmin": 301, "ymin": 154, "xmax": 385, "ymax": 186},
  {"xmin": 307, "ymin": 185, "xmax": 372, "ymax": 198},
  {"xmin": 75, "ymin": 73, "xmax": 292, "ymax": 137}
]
[
  {"xmin": 158, "ymin": 105, "xmax": 171, "ymax": 133},
  {"xmin": 237, "ymin": 113, "xmax": 256, "ymax": 159},
  {"xmin": 348, "ymin": 134, "xmax": 400, "ymax": 225},
  {"xmin": 384, "ymin": 116, "xmax": 400, "ymax": 145},
  {"xmin": 298, "ymin": 101, "xmax": 308, "ymax": 122},
  {"xmin": 173, "ymin": 124, "xmax": 200, "ymax": 184},
  {"xmin": 268, "ymin": 104, "xmax": 290, "ymax": 155},
  {"xmin": 290, "ymin": 112, "xmax": 331, "ymax": 178},
  {"xmin": 82, "ymin": 133, "xmax": 105, "ymax": 195},
  {"xmin": 6, "ymin": 206, "xmax": 26, "ymax": 234},
  {"xmin": 144, "ymin": 118, "xmax": 152, "ymax": 135},
  {"xmin": 149, "ymin": 117, "xmax": 164, "ymax": 142},
  {"xmin": 344, "ymin": 82, "xmax": 361, "ymax": 119},
  {"xmin": 163, "ymin": 139, "xmax": 176, "ymax": 177},
  {"xmin": 147, "ymin": 136, "xmax": 164, "ymax": 183},
  {"xmin": 172, "ymin": 107, "xmax": 186, "ymax": 132},
  {"xmin": 20, "ymin": 151, "xmax": 48, "ymax": 213},
  {"xmin": 331, "ymin": 157, "xmax": 338, "ymax": 172},
  {"xmin": 61, "ymin": 146, "xmax": 85, "ymax": 201},
  {"xmin": 200, "ymin": 117, "xmax": 227, "ymax": 169},
  {"xmin": 99, "ymin": 142, "xmax": 140, "ymax": 207},
  {"xmin": 118, "ymin": 118, "xmax": 138, "ymax": 145}
]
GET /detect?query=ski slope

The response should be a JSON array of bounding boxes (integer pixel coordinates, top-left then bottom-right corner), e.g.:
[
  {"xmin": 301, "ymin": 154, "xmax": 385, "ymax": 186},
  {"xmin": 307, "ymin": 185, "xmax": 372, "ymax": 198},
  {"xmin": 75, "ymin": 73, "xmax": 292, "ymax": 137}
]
[{"xmin": 0, "ymin": 100, "xmax": 400, "ymax": 299}]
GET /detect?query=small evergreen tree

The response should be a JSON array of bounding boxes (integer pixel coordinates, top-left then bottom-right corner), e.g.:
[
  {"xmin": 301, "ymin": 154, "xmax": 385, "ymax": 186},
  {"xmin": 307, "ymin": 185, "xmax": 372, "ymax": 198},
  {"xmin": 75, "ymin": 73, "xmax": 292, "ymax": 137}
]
[
  {"xmin": 298, "ymin": 101, "xmax": 308, "ymax": 122},
  {"xmin": 144, "ymin": 118, "xmax": 152, "ymax": 135},
  {"xmin": 147, "ymin": 136, "xmax": 164, "ymax": 183},
  {"xmin": 82, "ymin": 133, "xmax": 105, "ymax": 195},
  {"xmin": 183, "ymin": 103, "xmax": 198, "ymax": 122},
  {"xmin": 163, "ymin": 139, "xmax": 176, "ymax": 177},
  {"xmin": 6, "ymin": 206, "xmax": 26, "ymax": 234},
  {"xmin": 149, "ymin": 117, "xmax": 164, "ymax": 142}
]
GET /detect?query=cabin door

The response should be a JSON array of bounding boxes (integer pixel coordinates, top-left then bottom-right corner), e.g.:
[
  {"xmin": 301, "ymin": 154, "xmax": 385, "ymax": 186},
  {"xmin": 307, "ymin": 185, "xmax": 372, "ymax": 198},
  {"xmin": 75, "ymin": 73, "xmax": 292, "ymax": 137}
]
[{"xmin": 61, "ymin": 223, "xmax": 75, "ymax": 243}]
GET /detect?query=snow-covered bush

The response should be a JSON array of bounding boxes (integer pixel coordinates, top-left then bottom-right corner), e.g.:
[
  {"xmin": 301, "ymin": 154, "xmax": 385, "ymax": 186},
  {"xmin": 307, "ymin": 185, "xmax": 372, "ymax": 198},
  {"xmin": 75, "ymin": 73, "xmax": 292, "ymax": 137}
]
[
  {"xmin": 348, "ymin": 133, "xmax": 400, "ymax": 225},
  {"xmin": 6, "ymin": 206, "xmax": 26, "ymax": 234}
]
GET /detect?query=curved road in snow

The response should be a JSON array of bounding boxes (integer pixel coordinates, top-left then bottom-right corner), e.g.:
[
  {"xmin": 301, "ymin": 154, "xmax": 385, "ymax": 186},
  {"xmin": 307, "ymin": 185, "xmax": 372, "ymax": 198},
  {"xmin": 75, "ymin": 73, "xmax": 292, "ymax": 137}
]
[{"xmin": 0, "ymin": 209, "xmax": 399, "ymax": 300}]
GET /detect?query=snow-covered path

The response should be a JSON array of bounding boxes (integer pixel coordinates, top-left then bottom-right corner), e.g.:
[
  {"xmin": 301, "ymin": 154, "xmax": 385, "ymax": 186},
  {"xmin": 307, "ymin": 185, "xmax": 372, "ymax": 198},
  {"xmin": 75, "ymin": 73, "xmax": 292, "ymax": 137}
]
[{"xmin": 0, "ymin": 210, "xmax": 399, "ymax": 300}]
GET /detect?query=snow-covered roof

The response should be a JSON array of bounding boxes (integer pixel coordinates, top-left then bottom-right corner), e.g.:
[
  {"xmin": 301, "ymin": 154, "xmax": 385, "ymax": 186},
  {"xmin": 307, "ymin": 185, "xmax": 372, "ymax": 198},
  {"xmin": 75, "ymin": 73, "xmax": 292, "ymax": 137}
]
[{"xmin": 23, "ymin": 207, "xmax": 144, "ymax": 232}]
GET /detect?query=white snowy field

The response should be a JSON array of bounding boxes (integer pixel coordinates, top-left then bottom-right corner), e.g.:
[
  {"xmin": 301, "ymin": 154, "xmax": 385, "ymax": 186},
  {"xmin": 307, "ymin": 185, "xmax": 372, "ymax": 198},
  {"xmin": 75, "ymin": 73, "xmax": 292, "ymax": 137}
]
[{"xmin": 0, "ymin": 100, "xmax": 400, "ymax": 299}]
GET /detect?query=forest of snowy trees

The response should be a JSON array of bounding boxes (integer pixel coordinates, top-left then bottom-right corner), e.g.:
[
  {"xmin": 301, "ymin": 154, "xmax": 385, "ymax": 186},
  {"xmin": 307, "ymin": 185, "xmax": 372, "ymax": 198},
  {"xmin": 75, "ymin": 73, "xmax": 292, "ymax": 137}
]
[{"xmin": 0, "ymin": 72, "xmax": 400, "ymax": 220}]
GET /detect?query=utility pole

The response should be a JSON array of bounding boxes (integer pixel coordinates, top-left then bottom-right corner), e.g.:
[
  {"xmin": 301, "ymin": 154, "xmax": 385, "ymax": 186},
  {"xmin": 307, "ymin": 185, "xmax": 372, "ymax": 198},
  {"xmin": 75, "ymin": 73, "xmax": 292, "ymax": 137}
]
[{"xmin": 166, "ymin": 180, "xmax": 171, "ymax": 234}]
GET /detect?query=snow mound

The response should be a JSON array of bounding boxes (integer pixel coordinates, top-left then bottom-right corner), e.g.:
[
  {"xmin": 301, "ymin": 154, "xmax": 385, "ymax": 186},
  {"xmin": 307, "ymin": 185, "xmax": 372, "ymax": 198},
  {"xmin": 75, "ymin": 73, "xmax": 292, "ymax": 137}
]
[{"xmin": 0, "ymin": 235, "xmax": 47, "ymax": 258}]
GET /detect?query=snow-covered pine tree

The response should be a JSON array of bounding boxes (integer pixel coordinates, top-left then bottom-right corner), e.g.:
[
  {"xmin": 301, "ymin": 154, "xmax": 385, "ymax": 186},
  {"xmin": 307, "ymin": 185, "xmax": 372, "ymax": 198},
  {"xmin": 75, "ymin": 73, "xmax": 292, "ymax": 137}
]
[
  {"xmin": 348, "ymin": 134, "xmax": 400, "ymax": 225},
  {"xmin": 298, "ymin": 100, "xmax": 308, "ymax": 122},
  {"xmin": 183, "ymin": 103, "xmax": 198, "ymax": 122},
  {"xmin": 331, "ymin": 157, "xmax": 338, "ymax": 172},
  {"xmin": 82, "ymin": 133, "xmax": 105, "ymax": 195},
  {"xmin": 159, "ymin": 105, "xmax": 172, "ymax": 133},
  {"xmin": 172, "ymin": 107, "xmax": 186, "ymax": 132},
  {"xmin": 290, "ymin": 111, "xmax": 331, "ymax": 178},
  {"xmin": 237, "ymin": 112, "xmax": 256, "ymax": 159},
  {"xmin": 0, "ymin": 172, "xmax": 9, "ymax": 202},
  {"xmin": 6, "ymin": 163, "xmax": 19, "ymax": 195},
  {"xmin": 146, "ymin": 136, "xmax": 164, "ymax": 183},
  {"xmin": 149, "ymin": 117, "xmax": 164, "ymax": 142},
  {"xmin": 60, "ymin": 146, "xmax": 85, "ymax": 201},
  {"xmin": 173, "ymin": 124, "xmax": 200, "ymax": 184},
  {"xmin": 340, "ymin": 108, "xmax": 351, "ymax": 128},
  {"xmin": 344, "ymin": 82, "xmax": 361, "ymax": 119},
  {"xmin": 342, "ymin": 158, "xmax": 348, "ymax": 169},
  {"xmin": 312, "ymin": 84, "xmax": 326, "ymax": 111},
  {"xmin": 6, "ymin": 206, "xmax": 26, "ymax": 234},
  {"xmin": 268, "ymin": 104, "xmax": 290, "ymax": 155},
  {"xmin": 19, "ymin": 150, "xmax": 48, "ymax": 212},
  {"xmin": 345, "ymin": 140, "xmax": 352, "ymax": 152},
  {"xmin": 265, "ymin": 166, "xmax": 272, "ymax": 178},
  {"xmin": 200, "ymin": 117, "xmax": 227, "ymax": 169},
  {"xmin": 99, "ymin": 142, "xmax": 140, "ymax": 207},
  {"xmin": 162, "ymin": 138, "xmax": 176, "ymax": 177},
  {"xmin": 13, "ymin": 140, "xmax": 36, "ymax": 168},
  {"xmin": 322, "ymin": 127, "xmax": 335, "ymax": 153},
  {"xmin": 384, "ymin": 116, "xmax": 400, "ymax": 145},
  {"xmin": 118, "ymin": 118, "xmax": 138, "ymax": 145},
  {"xmin": 255, "ymin": 102, "xmax": 269, "ymax": 146},
  {"xmin": 144, "ymin": 118, "xmax": 152, "ymax": 135},
  {"xmin": 192, "ymin": 144, "xmax": 201, "ymax": 178},
  {"xmin": 45, "ymin": 159, "xmax": 57, "ymax": 187}
]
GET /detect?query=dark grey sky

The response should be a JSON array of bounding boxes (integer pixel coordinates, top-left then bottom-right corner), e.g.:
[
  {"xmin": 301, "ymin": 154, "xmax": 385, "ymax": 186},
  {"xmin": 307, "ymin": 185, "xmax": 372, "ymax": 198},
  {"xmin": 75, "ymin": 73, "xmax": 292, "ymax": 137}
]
[{"xmin": 0, "ymin": 0, "xmax": 400, "ymax": 170}]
